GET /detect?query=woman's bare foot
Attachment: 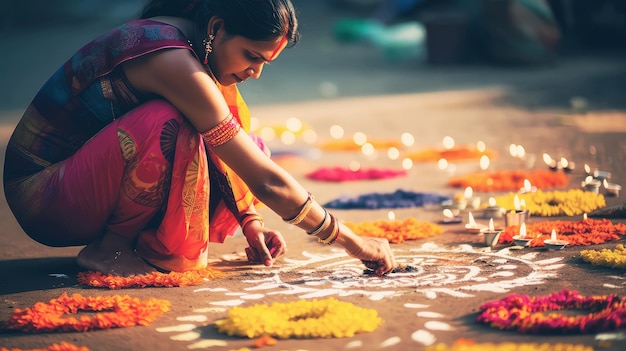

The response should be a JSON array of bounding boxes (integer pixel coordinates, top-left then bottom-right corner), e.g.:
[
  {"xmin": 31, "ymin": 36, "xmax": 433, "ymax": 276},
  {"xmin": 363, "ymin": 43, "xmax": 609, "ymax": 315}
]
[{"xmin": 77, "ymin": 231, "xmax": 157, "ymax": 276}]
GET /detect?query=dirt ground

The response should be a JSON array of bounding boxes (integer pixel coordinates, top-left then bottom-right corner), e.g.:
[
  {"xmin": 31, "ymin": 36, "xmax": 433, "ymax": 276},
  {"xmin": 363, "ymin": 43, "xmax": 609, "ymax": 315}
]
[{"xmin": 1, "ymin": 1, "xmax": 626, "ymax": 351}]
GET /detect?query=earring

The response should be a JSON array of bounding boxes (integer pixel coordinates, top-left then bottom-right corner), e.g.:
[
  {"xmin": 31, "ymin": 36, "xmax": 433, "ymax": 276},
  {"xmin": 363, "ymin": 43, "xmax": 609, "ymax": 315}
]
[{"xmin": 203, "ymin": 34, "xmax": 215, "ymax": 64}]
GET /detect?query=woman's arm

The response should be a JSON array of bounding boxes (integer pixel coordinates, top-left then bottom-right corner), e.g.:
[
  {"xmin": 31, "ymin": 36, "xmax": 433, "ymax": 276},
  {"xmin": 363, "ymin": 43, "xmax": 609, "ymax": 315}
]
[
  {"xmin": 123, "ymin": 49, "xmax": 396, "ymax": 275},
  {"xmin": 123, "ymin": 48, "xmax": 317, "ymax": 222}
]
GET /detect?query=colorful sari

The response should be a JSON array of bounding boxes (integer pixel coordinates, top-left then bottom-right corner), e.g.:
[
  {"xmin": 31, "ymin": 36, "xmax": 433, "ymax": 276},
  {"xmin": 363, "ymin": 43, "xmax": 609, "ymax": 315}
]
[{"xmin": 3, "ymin": 20, "xmax": 260, "ymax": 272}]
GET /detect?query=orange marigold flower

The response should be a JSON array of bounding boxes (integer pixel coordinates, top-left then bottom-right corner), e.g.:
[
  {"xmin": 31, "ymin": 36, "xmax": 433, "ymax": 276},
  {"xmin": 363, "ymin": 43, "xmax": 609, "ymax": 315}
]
[
  {"xmin": 1, "ymin": 292, "xmax": 170, "ymax": 333},
  {"xmin": 251, "ymin": 334, "xmax": 278, "ymax": 348},
  {"xmin": 449, "ymin": 169, "xmax": 568, "ymax": 192},
  {"xmin": 0, "ymin": 342, "xmax": 89, "ymax": 351},
  {"xmin": 406, "ymin": 145, "xmax": 498, "ymax": 162},
  {"xmin": 499, "ymin": 218, "xmax": 626, "ymax": 247},
  {"xmin": 77, "ymin": 267, "xmax": 224, "ymax": 289},
  {"xmin": 344, "ymin": 217, "xmax": 444, "ymax": 243}
]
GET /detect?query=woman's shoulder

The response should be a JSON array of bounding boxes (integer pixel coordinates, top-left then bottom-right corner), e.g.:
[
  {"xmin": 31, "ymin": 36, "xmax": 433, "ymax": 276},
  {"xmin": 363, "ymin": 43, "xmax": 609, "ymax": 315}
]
[{"xmin": 113, "ymin": 18, "xmax": 189, "ymax": 42}]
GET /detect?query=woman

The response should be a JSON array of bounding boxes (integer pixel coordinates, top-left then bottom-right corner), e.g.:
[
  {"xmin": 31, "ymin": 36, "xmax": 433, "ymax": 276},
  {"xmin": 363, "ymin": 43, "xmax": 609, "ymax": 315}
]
[{"xmin": 3, "ymin": 0, "xmax": 396, "ymax": 277}]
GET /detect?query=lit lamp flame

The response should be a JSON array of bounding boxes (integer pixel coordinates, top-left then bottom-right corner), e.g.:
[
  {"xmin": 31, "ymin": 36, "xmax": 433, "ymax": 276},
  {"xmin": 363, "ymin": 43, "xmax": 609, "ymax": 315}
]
[
  {"xmin": 583, "ymin": 213, "xmax": 587, "ymax": 220},
  {"xmin": 476, "ymin": 141, "xmax": 486, "ymax": 152},
  {"xmin": 464, "ymin": 186, "xmax": 473, "ymax": 199},
  {"xmin": 551, "ymin": 229, "xmax": 557, "ymax": 241},
  {"xmin": 443, "ymin": 209, "xmax": 454, "ymax": 218},
  {"xmin": 442, "ymin": 136, "xmax": 455, "ymax": 150},
  {"xmin": 488, "ymin": 218, "xmax": 495, "ymax": 231},
  {"xmin": 584, "ymin": 164, "xmax": 591, "ymax": 174},
  {"xmin": 488, "ymin": 197, "xmax": 497, "ymax": 207},
  {"xmin": 523, "ymin": 179, "xmax": 531, "ymax": 192},
  {"xmin": 402, "ymin": 158, "xmax": 413, "ymax": 170},
  {"xmin": 285, "ymin": 117, "xmax": 303, "ymax": 133},
  {"xmin": 437, "ymin": 158, "xmax": 449, "ymax": 170},
  {"xmin": 543, "ymin": 153, "xmax": 556, "ymax": 168},
  {"xmin": 560, "ymin": 157, "xmax": 569, "ymax": 169},
  {"xmin": 514, "ymin": 195, "xmax": 521, "ymax": 211},
  {"xmin": 519, "ymin": 223, "xmax": 527, "ymax": 238},
  {"xmin": 353, "ymin": 132, "xmax": 367, "ymax": 146},
  {"xmin": 517, "ymin": 145, "xmax": 526, "ymax": 159},
  {"xmin": 361, "ymin": 142, "xmax": 375, "ymax": 156},
  {"xmin": 468, "ymin": 212, "xmax": 476, "ymax": 226},
  {"xmin": 400, "ymin": 132, "xmax": 415, "ymax": 147},
  {"xmin": 509, "ymin": 144, "xmax": 518, "ymax": 158},
  {"xmin": 329, "ymin": 125, "xmax": 344, "ymax": 139},
  {"xmin": 387, "ymin": 147, "xmax": 400, "ymax": 160},
  {"xmin": 479, "ymin": 155, "xmax": 490, "ymax": 170},
  {"xmin": 388, "ymin": 211, "xmax": 396, "ymax": 221}
]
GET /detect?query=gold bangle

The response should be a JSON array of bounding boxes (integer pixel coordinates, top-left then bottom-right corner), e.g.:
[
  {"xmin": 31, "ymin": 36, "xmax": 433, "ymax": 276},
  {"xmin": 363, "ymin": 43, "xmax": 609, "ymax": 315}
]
[
  {"xmin": 307, "ymin": 209, "xmax": 329, "ymax": 235},
  {"xmin": 201, "ymin": 112, "xmax": 241, "ymax": 147},
  {"xmin": 318, "ymin": 214, "xmax": 339, "ymax": 245},
  {"xmin": 241, "ymin": 214, "xmax": 264, "ymax": 230},
  {"xmin": 283, "ymin": 192, "xmax": 313, "ymax": 225}
]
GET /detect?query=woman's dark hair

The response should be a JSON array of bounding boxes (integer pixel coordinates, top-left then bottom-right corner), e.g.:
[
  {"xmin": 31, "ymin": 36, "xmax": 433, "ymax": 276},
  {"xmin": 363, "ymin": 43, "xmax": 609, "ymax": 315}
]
[{"xmin": 140, "ymin": 0, "xmax": 299, "ymax": 49}]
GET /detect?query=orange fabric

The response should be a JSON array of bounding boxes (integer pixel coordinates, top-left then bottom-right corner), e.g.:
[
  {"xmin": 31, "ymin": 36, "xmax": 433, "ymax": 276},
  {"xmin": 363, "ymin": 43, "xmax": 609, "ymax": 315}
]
[{"xmin": 206, "ymin": 83, "xmax": 258, "ymax": 244}]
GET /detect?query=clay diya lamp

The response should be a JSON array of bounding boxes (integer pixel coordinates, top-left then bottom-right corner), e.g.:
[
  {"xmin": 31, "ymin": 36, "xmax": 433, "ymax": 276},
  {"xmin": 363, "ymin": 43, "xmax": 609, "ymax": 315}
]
[
  {"xmin": 504, "ymin": 196, "xmax": 528, "ymax": 227},
  {"xmin": 483, "ymin": 197, "xmax": 504, "ymax": 219},
  {"xmin": 483, "ymin": 218, "xmax": 502, "ymax": 248},
  {"xmin": 512, "ymin": 223, "xmax": 532, "ymax": 247},
  {"xmin": 543, "ymin": 229, "xmax": 568, "ymax": 250},
  {"xmin": 465, "ymin": 211, "xmax": 487, "ymax": 234}
]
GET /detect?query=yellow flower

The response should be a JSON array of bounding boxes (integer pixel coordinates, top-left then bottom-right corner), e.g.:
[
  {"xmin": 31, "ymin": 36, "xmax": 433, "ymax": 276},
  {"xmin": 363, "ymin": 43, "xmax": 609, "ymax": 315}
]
[
  {"xmin": 215, "ymin": 298, "xmax": 381, "ymax": 339},
  {"xmin": 492, "ymin": 189, "xmax": 605, "ymax": 217},
  {"xmin": 581, "ymin": 244, "xmax": 626, "ymax": 269}
]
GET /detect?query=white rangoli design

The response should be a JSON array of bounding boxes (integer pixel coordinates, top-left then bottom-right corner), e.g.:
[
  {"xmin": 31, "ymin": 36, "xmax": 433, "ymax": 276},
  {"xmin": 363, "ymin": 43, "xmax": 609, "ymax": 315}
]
[{"xmin": 157, "ymin": 242, "xmax": 575, "ymax": 349}]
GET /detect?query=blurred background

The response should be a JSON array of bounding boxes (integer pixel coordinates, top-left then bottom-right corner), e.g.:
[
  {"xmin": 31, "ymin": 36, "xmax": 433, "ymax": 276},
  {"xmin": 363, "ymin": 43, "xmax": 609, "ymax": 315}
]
[{"xmin": 0, "ymin": 0, "xmax": 625, "ymax": 111}]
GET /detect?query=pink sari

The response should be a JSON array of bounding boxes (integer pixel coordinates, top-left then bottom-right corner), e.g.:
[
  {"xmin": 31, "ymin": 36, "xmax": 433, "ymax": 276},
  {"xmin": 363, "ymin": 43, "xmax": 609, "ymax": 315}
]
[{"xmin": 4, "ymin": 20, "xmax": 262, "ymax": 272}]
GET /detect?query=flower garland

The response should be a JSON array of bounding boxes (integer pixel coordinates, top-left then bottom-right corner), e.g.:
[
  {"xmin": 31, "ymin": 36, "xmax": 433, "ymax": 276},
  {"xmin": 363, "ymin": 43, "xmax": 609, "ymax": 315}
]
[
  {"xmin": 305, "ymin": 166, "xmax": 407, "ymax": 182},
  {"xmin": 448, "ymin": 169, "xmax": 568, "ymax": 192},
  {"xmin": 405, "ymin": 145, "xmax": 498, "ymax": 162},
  {"xmin": 323, "ymin": 189, "xmax": 450, "ymax": 209},
  {"xmin": 215, "ymin": 298, "xmax": 381, "ymax": 339},
  {"xmin": 344, "ymin": 217, "xmax": 444, "ymax": 243},
  {"xmin": 0, "ymin": 343, "xmax": 89, "ymax": 351},
  {"xmin": 317, "ymin": 139, "xmax": 402, "ymax": 151},
  {"xmin": 499, "ymin": 218, "xmax": 626, "ymax": 246},
  {"xmin": 77, "ymin": 267, "xmax": 224, "ymax": 289},
  {"xmin": 491, "ymin": 189, "xmax": 605, "ymax": 216},
  {"xmin": 477, "ymin": 289, "xmax": 626, "ymax": 334},
  {"xmin": 424, "ymin": 339, "xmax": 593, "ymax": 351},
  {"xmin": 1, "ymin": 292, "xmax": 170, "ymax": 333},
  {"xmin": 580, "ymin": 244, "xmax": 626, "ymax": 269}
]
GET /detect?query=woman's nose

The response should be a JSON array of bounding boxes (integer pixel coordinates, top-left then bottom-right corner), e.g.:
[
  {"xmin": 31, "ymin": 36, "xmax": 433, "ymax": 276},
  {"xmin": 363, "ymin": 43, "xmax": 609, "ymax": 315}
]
[{"xmin": 247, "ymin": 65, "xmax": 263, "ymax": 79}]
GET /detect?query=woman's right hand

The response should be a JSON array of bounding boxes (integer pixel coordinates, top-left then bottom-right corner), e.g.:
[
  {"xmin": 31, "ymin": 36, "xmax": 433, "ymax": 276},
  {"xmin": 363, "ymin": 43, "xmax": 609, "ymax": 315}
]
[{"xmin": 335, "ymin": 223, "xmax": 396, "ymax": 276}]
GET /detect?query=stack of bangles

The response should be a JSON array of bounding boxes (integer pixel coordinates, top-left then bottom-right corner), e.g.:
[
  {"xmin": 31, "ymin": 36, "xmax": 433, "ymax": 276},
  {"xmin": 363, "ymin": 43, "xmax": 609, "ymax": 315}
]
[
  {"xmin": 283, "ymin": 193, "xmax": 340, "ymax": 245},
  {"xmin": 240, "ymin": 213, "xmax": 264, "ymax": 230}
]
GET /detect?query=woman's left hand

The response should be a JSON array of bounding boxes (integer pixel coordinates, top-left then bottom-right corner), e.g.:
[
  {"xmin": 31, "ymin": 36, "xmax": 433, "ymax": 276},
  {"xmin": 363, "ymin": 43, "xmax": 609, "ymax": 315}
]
[{"xmin": 242, "ymin": 221, "xmax": 286, "ymax": 266}]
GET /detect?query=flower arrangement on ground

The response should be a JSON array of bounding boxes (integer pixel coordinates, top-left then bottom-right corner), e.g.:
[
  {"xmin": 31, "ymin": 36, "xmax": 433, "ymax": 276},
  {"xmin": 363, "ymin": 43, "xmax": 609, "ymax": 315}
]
[
  {"xmin": 215, "ymin": 298, "xmax": 381, "ymax": 339},
  {"xmin": 477, "ymin": 289, "xmax": 626, "ymax": 334}
]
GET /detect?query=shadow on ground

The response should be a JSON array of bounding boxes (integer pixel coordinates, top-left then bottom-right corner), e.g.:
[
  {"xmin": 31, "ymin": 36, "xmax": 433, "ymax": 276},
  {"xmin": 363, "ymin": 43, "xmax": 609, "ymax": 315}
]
[{"xmin": 0, "ymin": 257, "xmax": 81, "ymax": 295}]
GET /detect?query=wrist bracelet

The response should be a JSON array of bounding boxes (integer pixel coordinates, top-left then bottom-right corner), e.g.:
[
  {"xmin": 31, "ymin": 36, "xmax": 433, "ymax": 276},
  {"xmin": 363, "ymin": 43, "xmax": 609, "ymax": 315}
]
[
  {"xmin": 318, "ymin": 214, "xmax": 340, "ymax": 245},
  {"xmin": 283, "ymin": 192, "xmax": 313, "ymax": 225},
  {"xmin": 241, "ymin": 213, "xmax": 264, "ymax": 230},
  {"xmin": 307, "ymin": 209, "xmax": 329, "ymax": 235}
]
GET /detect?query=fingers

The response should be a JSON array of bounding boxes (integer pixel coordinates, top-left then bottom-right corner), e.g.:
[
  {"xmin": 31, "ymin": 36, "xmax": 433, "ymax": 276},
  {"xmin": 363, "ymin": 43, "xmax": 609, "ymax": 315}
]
[
  {"xmin": 359, "ymin": 238, "xmax": 396, "ymax": 277},
  {"xmin": 245, "ymin": 230, "xmax": 286, "ymax": 267}
]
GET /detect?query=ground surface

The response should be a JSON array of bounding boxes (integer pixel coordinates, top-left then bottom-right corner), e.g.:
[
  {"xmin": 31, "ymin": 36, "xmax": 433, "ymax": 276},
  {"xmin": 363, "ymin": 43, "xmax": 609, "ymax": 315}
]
[{"xmin": 1, "ymin": 1, "xmax": 626, "ymax": 351}]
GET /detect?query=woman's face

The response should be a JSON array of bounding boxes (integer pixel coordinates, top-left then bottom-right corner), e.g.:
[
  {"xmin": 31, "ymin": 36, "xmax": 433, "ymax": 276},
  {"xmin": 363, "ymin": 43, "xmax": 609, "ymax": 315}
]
[{"xmin": 208, "ymin": 29, "xmax": 286, "ymax": 86}]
